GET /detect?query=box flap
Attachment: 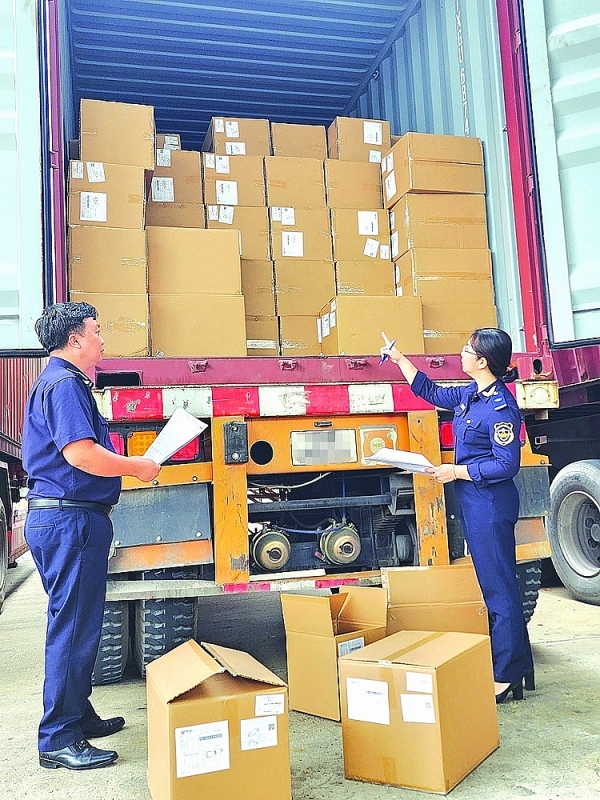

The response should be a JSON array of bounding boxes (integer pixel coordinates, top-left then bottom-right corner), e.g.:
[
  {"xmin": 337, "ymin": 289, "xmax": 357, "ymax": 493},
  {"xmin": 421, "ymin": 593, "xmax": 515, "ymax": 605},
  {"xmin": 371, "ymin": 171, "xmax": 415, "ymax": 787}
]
[
  {"xmin": 385, "ymin": 564, "xmax": 484, "ymax": 605},
  {"xmin": 145, "ymin": 639, "xmax": 224, "ymax": 702},
  {"xmin": 337, "ymin": 586, "xmax": 388, "ymax": 628},
  {"xmin": 202, "ymin": 642, "xmax": 286, "ymax": 687},
  {"xmin": 281, "ymin": 593, "xmax": 344, "ymax": 636}
]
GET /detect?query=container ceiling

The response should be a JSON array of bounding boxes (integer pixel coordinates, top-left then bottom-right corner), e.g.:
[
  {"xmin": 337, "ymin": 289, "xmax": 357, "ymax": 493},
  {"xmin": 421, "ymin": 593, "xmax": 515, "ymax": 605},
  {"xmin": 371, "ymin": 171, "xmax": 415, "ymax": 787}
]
[{"xmin": 66, "ymin": 0, "xmax": 416, "ymax": 148}]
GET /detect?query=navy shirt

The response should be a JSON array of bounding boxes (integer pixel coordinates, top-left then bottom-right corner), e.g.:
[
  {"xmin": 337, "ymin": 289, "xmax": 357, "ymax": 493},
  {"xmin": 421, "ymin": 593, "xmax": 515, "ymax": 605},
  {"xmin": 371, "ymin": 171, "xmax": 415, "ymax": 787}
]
[
  {"xmin": 411, "ymin": 370, "xmax": 522, "ymax": 487},
  {"xmin": 22, "ymin": 357, "xmax": 121, "ymax": 505}
]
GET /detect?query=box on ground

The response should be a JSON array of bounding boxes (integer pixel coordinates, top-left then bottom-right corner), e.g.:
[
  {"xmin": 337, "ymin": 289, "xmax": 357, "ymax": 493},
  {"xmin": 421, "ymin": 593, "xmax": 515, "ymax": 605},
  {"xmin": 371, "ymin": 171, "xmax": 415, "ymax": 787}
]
[
  {"xmin": 422, "ymin": 303, "xmax": 497, "ymax": 354},
  {"xmin": 385, "ymin": 563, "xmax": 488, "ymax": 635},
  {"xmin": 335, "ymin": 261, "xmax": 396, "ymax": 296},
  {"xmin": 279, "ymin": 316, "xmax": 321, "ymax": 356},
  {"xmin": 147, "ymin": 227, "xmax": 241, "ymax": 295},
  {"xmin": 79, "ymin": 99, "xmax": 155, "ymax": 169},
  {"xmin": 246, "ymin": 315, "xmax": 279, "ymax": 356},
  {"xmin": 241, "ymin": 260, "xmax": 275, "ymax": 317},
  {"xmin": 271, "ymin": 122, "xmax": 327, "ymax": 159},
  {"xmin": 70, "ymin": 291, "xmax": 149, "ymax": 357},
  {"xmin": 324, "ymin": 161, "xmax": 383, "ymax": 209},
  {"xmin": 319, "ymin": 295, "xmax": 424, "ymax": 356},
  {"xmin": 202, "ymin": 154, "xmax": 266, "ymax": 207},
  {"xmin": 275, "ymin": 260, "xmax": 335, "ymax": 317},
  {"xmin": 156, "ymin": 133, "xmax": 181, "ymax": 150},
  {"xmin": 330, "ymin": 208, "xmax": 391, "ymax": 262},
  {"xmin": 68, "ymin": 161, "xmax": 146, "ymax": 229},
  {"xmin": 265, "ymin": 157, "xmax": 326, "ymax": 208},
  {"xmin": 339, "ymin": 630, "xmax": 498, "ymax": 794},
  {"xmin": 327, "ymin": 117, "xmax": 391, "ymax": 163},
  {"xmin": 151, "ymin": 150, "xmax": 203, "ymax": 204},
  {"xmin": 208, "ymin": 205, "xmax": 270, "ymax": 260},
  {"xmin": 281, "ymin": 587, "xmax": 388, "ymax": 720},
  {"xmin": 146, "ymin": 202, "xmax": 205, "ymax": 228},
  {"xmin": 146, "ymin": 640, "xmax": 291, "ymax": 800},
  {"xmin": 203, "ymin": 117, "xmax": 271, "ymax": 156},
  {"xmin": 270, "ymin": 207, "xmax": 333, "ymax": 261},
  {"xmin": 390, "ymin": 193, "xmax": 489, "ymax": 259},
  {"xmin": 69, "ymin": 227, "xmax": 147, "ymax": 294},
  {"xmin": 149, "ymin": 294, "xmax": 246, "ymax": 357}
]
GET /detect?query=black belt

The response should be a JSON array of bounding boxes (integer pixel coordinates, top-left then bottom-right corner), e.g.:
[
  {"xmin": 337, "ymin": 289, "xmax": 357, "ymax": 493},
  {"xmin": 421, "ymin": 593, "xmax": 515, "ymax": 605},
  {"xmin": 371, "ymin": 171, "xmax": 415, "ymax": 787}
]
[{"xmin": 28, "ymin": 499, "xmax": 113, "ymax": 516}]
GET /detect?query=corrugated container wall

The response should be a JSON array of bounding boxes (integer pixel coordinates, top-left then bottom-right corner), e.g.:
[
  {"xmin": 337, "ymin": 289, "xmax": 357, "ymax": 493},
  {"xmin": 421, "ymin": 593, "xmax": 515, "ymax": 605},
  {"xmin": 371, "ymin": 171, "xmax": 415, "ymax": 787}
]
[{"xmin": 0, "ymin": 358, "xmax": 45, "ymax": 459}]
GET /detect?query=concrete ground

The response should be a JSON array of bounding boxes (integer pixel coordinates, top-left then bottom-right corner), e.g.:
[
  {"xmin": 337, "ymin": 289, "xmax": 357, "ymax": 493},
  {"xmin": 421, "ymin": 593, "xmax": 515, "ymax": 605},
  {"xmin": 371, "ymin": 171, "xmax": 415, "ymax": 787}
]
[{"xmin": 1, "ymin": 554, "xmax": 600, "ymax": 800}]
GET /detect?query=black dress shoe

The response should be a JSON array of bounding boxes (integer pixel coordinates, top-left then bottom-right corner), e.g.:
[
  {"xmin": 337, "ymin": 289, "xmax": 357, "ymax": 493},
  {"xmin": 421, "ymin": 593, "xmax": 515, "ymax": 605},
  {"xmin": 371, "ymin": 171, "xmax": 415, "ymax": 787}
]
[
  {"xmin": 495, "ymin": 680, "xmax": 524, "ymax": 704},
  {"xmin": 81, "ymin": 716, "xmax": 125, "ymax": 739},
  {"xmin": 39, "ymin": 739, "xmax": 118, "ymax": 770}
]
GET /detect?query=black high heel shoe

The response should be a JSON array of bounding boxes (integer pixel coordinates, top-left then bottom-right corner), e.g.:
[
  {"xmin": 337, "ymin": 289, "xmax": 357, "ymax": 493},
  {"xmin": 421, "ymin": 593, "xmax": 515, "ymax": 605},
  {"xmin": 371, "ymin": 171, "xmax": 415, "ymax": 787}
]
[
  {"xmin": 524, "ymin": 669, "xmax": 535, "ymax": 691},
  {"xmin": 495, "ymin": 680, "xmax": 524, "ymax": 704}
]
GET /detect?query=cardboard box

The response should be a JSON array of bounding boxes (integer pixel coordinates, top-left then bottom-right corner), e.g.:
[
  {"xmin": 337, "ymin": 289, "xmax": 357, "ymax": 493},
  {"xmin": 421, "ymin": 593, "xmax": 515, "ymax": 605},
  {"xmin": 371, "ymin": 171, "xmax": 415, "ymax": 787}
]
[
  {"xmin": 383, "ymin": 133, "xmax": 485, "ymax": 208},
  {"xmin": 202, "ymin": 117, "xmax": 271, "ymax": 156},
  {"xmin": 280, "ymin": 587, "xmax": 388, "ymax": 720},
  {"xmin": 68, "ymin": 160, "xmax": 146, "ymax": 229},
  {"xmin": 339, "ymin": 630, "xmax": 499, "ymax": 794},
  {"xmin": 241, "ymin": 260, "xmax": 275, "ymax": 317},
  {"xmin": 397, "ymin": 248, "xmax": 495, "ymax": 306},
  {"xmin": 202, "ymin": 153, "xmax": 266, "ymax": 207},
  {"xmin": 271, "ymin": 122, "xmax": 327, "ymax": 159},
  {"xmin": 69, "ymin": 227, "xmax": 147, "ymax": 294},
  {"xmin": 324, "ymin": 161, "xmax": 383, "ymax": 209},
  {"xmin": 274, "ymin": 260, "xmax": 335, "ymax": 316},
  {"xmin": 330, "ymin": 208, "xmax": 391, "ymax": 262},
  {"xmin": 150, "ymin": 294, "xmax": 246, "ymax": 357},
  {"xmin": 270, "ymin": 207, "xmax": 333, "ymax": 261},
  {"xmin": 279, "ymin": 316, "xmax": 321, "ymax": 356},
  {"xmin": 319, "ymin": 295, "xmax": 424, "ymax": 356},
  {"xmin": 400, "ymin": 274, "xmax": 495, "ymax": 306},
  {"xmin": 156, "ymin": 133, "xmax": 181, "ymax": 150},
  {"xmin": 145, "ymin": 202, "xmax": 206, "ymax": 228},
  {"xmin": 150, "ymin": 150, "xmax": 203, "ymax": 204},
  {"xmin": 390, "ymin": 193, "xmax": 489, "ymax": 259},
  {"xmin": 69, "ymin": 292, "xmax": 149, "ymax": 357},
  {"xmin": 422, "ymin": 303, "xmax": 498, "ymax": 354},
  {"xmin": 265, "ymin": 157, "xmax": 326, "ymax": 208},
  {"xmin": 146, "ymin": 640, "xmax": 291, "ymax": 800},
  {"xmin": 147, "ymin": 227, "xmax": 241, "ymax": 295},
  {"xmin": 385, "ymin": 564, "xmax": 488, "ymax": 636},
  {"xmin": 327, "ymin": 117, "xmax": 391, "ymax": 163},
  {"xmin": 208, "ymin": 206, "xmax": 270, "ymax": 260},
  {"xmin": 79, "ymin": 99, "xmax": 155, "ymax": 170},
  {"xmin": 335, "ymin": 261, "xmax": 396, "ymax": 297},
  {"xmin": 246, "ymin": 316, "xmax": 279, "ymax": 356}
]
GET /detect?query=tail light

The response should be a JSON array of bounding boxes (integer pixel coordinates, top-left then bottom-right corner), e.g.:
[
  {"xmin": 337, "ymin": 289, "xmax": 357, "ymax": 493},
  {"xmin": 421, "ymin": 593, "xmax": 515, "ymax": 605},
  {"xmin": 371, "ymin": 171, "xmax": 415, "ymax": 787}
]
[
  {"xmin": 438, "ymin": 421, "xmax": 454, "ymax": 450},
  {"xmin": 109, "ymin": 432, "xmax": 125, "ymax": 455},
  {"xmin": 127, "ymin": 430, "xmax": 157, "ymax": 456},
  {"xmin": 170, "ymin": 438, "xmax": 200, "ymax": 462}
]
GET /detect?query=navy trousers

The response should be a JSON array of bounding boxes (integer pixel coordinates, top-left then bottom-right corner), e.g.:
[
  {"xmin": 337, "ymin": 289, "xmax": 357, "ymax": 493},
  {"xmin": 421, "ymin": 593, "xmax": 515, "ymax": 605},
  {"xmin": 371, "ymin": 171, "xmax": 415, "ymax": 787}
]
[
  {"xmin": 25, "ymin": 507, "xmax": 113, "ymax": 752},
  {"xmin": 455, "ymin": 479, "xmax": 533, "ymax": 684}
]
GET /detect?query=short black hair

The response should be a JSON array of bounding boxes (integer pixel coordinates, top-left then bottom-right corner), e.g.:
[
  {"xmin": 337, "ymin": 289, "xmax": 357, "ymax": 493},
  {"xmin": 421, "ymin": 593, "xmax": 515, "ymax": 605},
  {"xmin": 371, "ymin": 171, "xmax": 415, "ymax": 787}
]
[
  {"xmin": 34, "ymin": 302, "xmax": 98, "ymax": 353},
  {"xmin": 471, "ymin": 328, "xmax": 518, "ymax": 382}
]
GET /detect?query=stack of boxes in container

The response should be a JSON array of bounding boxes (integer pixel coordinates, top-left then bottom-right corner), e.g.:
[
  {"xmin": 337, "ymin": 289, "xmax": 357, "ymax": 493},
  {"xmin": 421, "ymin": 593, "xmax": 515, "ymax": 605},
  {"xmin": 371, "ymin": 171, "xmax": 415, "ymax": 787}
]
[
  {"xmin": 68, "ymin": 99, "xmax": 153, "ymax": 356},
  {"xmin": 383, "ymin": 133, "xmax": 497, "ymax": 354}
]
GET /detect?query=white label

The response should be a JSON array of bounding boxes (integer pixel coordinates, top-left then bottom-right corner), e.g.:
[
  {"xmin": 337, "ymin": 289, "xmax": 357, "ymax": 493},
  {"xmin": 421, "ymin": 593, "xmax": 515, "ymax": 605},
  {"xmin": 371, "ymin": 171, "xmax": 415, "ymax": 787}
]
[
  {"xmin": 151, "ymin": 177, "xmax": 174, "ymax": 202},
  {"xmin": 255, "ymin": 694, "xmax": 285, "ymax": 716},
  {"xmin": 247, "ymin": 339, "xmax": 278, "ymax": 349},
  {"xmin": 331, "ymin": 299, "xmax": 336, "ymax": 312},
  {"xmin": 205, "ymin": 153, "xmax": 216, "ymax": 169},
  {"xmin": 80, "ymin": 192, "xmax": 107, "ymax": 222},
  {"xmin": 387, "ymin": 152, "xmax": 394, "ymax": 173},
  {"xmin": 406, "ymin": 672, "xmax": 434, "ymax": 694},
  {"xmin": 216, "ymin": 180, "xmax": 238, "ymax": 205},
  {"xmin": 363, "ymin": 121, "xmax": 383, "ymax": 146},
  {"xmin": 321, "ymin": 313, "xmax": 330, "ymax": 338},
  {"xmin": 240, "ymin": 716, "xmax": 277, "ymax": 751},
  {"xmin": 216, "ymin": 155, "xmax": 230, "ymax": 174},
  {"xmin": 219, "ymin": 205, "xmax": 235, "ymax": 224},
  {"xmin": 281, "ymin": 207, "xmax": 296, "ymax": 225},
  {"xmin": 71, "ymin": 161, "xmax": 84, "ymax": 180},
  {"xmin": 86, "ymin": 162, "xmax": 105, "ymax": 183},
  {"xmin": 395, "ymin": 264, "xmax": 400, "ymax": 285},
  {"xmin": 380, "ymin": 244, "xmax": 390, "ymax": 260},
  {"xmin": 271, "ymin": 206, "xmax": 282, "ymax": 222},
  {"xmin": 396, "ymin": 285, "xmax": 403, "ymax": 296},
  {"xmin": 281, "ymin": 231, "xmax": 304, "ymax": 257},
  {"xmin": 390, "ymin": 210, "xmax": 396, "ymax": 229},
  {"xmin": 363, "ymin": 238, "xmax": 380, "ymax": 259},
  {"xmin": 175, "ymin": 720, "xmax": 230, "ymax": 778},
  {"xmin": 357, "ymin": 211, "xmax": 379, "ymax": 236},
  {"xmin": 208, "ymin": 205, "xmax": 219, "ymax": 220},
  {"xmin": 338, "ymin": 636, "xmax": 365, "ymax": 657},
  {"xmin": 156, "ymin": 149, "xmax": 172, "ymax": 167},
  {"xmin": 369, "ymin": 150, "xmax": 382, "ymax": 163},
  {"xmin": 346, "ymin": 677, "xmax": 390, "ymax": 725},
  {"xmin": 316, "ymin": 317, "xmax": 322, "ymax": 344},
  {"xmin": 214, "ymin": 118, "xmax": 225, "ymax": 133},
  {"xmin": 226, "ymin": 141, "xmax": 246, "ymax": 155},
  {"xmin": 400, "ymin": 693, "xmax": 436, "ymax": 724},
  {"xmin": 391, "ymin": 231, "xmax": 399, "ymax": 260},
  {"xmin": 329, "ymin": 309, "xmax": 336, "ymax": 328},
  {"xmin": 164, "ymin": 134, "xmax": 180, "ymax": 147},
  {"xmin": 225, "ymin": 120, "xmax": 239, "ymax": 138},
  {"xmin": 384, "ymin": 172, "xmax": 397, "ymax": 203}
]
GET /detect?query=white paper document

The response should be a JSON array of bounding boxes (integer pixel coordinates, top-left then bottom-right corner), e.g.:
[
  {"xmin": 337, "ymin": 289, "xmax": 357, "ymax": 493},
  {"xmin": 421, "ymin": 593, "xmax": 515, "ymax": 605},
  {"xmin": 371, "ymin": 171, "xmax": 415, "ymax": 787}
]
[
  {"xmin": 346, "ymin": 677, "xmax": 390, "ymax": 725},
  {"xmin": 364, "ymin": 448, "xmax": 434, "ymax": 473},
  {"xmin": 144, "ymin": 407, "xmax": 208, "ymax": 465}
]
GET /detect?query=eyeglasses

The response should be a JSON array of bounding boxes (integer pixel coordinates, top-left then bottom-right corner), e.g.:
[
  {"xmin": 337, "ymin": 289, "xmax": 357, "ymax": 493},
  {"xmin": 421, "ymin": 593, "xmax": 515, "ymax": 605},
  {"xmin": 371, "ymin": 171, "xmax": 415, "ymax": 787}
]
[{"xmin": 461, "ymin": 344, "xmax": 479, "ymax": 356}]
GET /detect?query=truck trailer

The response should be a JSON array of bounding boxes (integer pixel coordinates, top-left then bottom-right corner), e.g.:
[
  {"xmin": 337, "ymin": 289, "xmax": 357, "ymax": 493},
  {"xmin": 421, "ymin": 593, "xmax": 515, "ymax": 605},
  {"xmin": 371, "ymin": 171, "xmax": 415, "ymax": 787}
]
[{"xmin": 2, "ymin": 0, "xmax": 599, "ymax": 683}]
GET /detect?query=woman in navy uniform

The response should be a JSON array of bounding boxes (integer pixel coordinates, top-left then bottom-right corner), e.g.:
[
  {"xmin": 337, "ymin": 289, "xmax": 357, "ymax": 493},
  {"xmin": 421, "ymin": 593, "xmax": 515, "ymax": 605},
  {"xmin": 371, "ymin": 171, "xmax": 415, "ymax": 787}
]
[{"xmin": 381, "ymin": 328, "xmax": 533, "ymax": 703}]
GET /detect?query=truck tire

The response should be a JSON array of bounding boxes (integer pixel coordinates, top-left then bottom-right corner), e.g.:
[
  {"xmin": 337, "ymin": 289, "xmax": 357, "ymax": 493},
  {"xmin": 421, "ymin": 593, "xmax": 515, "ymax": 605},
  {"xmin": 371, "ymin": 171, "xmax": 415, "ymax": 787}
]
[
  {"xmin": 547, "ymin": 460, "xmax": 600, "ymax": 605},
  {"xmin": 133, "ymin": 567, "xmax": 198, "ymax": 677},
  {"xmin": 0, "ymin": 504, "xmax": 8, "ymax": 613},
  {"xmin": 516, "ymin": 560, "xmax": 541, "ymax": 624},
  {"xmin": 91, "ymin": 601, "xmax": 130, "ymax": 685}
]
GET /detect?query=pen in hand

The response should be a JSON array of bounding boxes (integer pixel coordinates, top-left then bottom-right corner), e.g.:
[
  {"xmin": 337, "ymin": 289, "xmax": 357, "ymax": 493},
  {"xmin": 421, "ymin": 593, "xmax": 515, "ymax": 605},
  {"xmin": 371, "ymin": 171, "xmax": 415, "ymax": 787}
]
[{"xmin": 379, "ymin": 332, "xmax": 396, "ymax": 366}]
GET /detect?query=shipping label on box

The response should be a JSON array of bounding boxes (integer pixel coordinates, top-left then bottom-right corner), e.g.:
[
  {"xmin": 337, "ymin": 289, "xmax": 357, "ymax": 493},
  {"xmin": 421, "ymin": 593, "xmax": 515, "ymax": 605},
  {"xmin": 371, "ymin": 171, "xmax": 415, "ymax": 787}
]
[
  {"xmin": 68, "ymin": 160, "xmax": 146, "ymax": 229},
  {"xmin": 151, "ymin": 150, "xmax": 203, "ymax": 204},
  {"xmin": 270, "ymin": 207, "xmax": 333, "ymax": 261}
]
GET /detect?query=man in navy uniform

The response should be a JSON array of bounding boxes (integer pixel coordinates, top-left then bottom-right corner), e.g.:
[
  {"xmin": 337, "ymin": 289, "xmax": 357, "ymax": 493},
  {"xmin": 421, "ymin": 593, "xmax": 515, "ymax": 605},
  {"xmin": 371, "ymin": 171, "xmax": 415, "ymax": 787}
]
[{"xmin": 22, "ymin": 302, "xmax": 160, "ymax": 770}]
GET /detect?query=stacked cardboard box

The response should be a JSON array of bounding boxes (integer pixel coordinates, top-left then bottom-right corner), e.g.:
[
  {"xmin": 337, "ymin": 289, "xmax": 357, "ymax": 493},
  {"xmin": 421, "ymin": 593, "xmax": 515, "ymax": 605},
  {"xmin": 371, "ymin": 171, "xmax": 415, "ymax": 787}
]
[
  {"xmin": 271, "ymin": 122, "xmax": 327, "ymax": 159},
  {"xmin": 202, "ymin": 116, "xmax": 271, "ymax": 156},
  {"xmin": 146, "ymin": 148, "xmax": 204, "ymax": 228},
  {"xmin": 69, "ymin": 99, "xmax": 154, "ymax": 356},
  {"xmin": 327, "ymin": 116, "xmax": 391, "ymax": 163}
]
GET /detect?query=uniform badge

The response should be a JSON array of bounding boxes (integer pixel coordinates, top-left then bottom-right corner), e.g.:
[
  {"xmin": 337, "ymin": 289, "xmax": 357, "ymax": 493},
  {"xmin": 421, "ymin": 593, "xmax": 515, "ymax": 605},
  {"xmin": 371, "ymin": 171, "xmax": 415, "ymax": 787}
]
[{"xmin": 493, "ymin": 421, "xmax": 515, "ymax": 445}]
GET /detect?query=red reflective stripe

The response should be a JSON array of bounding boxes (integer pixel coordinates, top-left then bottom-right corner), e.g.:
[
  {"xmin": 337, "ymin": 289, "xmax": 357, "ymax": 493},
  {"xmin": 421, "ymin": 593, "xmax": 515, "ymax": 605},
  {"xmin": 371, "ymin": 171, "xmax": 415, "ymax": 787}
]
[
  {"xmin": 212, "ymin": 386, "xmax": 260, "ymax": 417},
  {"xmin": 305, "ymin": 384, "xmax": 350, "ymax": 415},
  {"xmin": 222, "ymin": 582, "xmax": 271, "ymax": 593},
  {"xmin": 315, "ymin": 577, "xmax": 360, "ymax": 589},
  {"xmin": 391, "ymin": 384, "xmax": 432, "ymax": 411},
  {"xmin": 110, "ymin": 388, "xmax": 163, "ymax": 420}
]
